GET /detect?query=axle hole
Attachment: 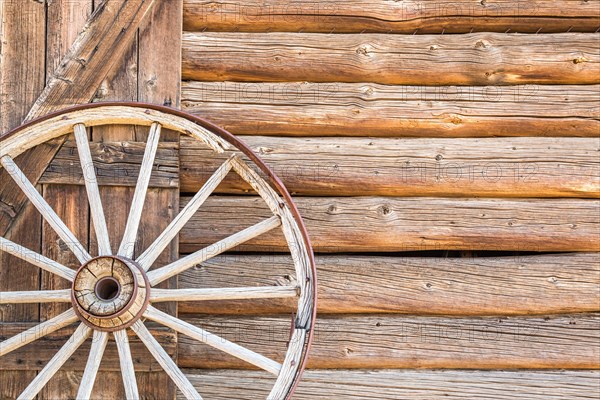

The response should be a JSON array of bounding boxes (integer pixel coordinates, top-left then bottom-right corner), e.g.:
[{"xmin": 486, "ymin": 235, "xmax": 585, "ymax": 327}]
[{"xmin": 95, "ymin": 277, "xmax": 120, "ymax": 301}]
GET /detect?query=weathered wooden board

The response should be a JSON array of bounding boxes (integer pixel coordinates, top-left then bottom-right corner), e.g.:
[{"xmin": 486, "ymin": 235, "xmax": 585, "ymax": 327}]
[
  {"xmin": 85, "ymin": 1, "xmax": 183, "ymax": 398},
  {"xmin": 179, "ymin": 196, "xmax": 600, "ymax": 253},
  {"xmin": 134, "ymin": 0, "xmax": 183, "ymax": 327},
  {"xmin": 40, "ymin": 139, "xmax": 180, "ymax": 188},
  {"xmin": 41, "ymin": 370, "xmax": 173, "ymax": 400},
  {"xmin": 177, "ymin": 136, "xmax": 600, "ymax": 197},
  {"xmin": 0, "ymin": 324, "xmax": 176, "ymax": 372},
  {"xmin": 0, "ymin": 0, "xmax": 46, "ymax": 392},
  {"xmin": 183, "ymin": 0, "xmax": 600, "ymax": 33},
  {"xmin": 39, "ymin": 3, "xmax": 125, "ymax": 395},
  {"xmin": 0, "ymin": 0, "xmax": 46, "ymax": 133},
  {"xmin": 41, "ymin": 185, "xmax": 89, "ymax": 320},
  {"xmin": 0, "ymin": 202, "xmax": 42, "ymax": 323},
  {"xmin": 0, "ymin": 0, "xmax": 157, "ymax": 239},
  {"xmin": 178, "ymin": 314, "xmax": 600, "ymax": 369},
  {"xmin": 182, "ymin": 33, "xmax": 600, "ymax": 85},
  {"xmin": 177, "ymin": 253, "xmax": 600, "ymax": 316},
  {"xmin": 0, "ymin": 370, "xmax": 37, "ymax": 400},
  {"xmin": 28, "ymin": 0, "xmax": 157, "ymax": 118},
  {"xmin": 180, "ymin": 369, "xmax": 600, "ymax": 399},
  {"xmin": 182, "ymin": 82, "xmax": 600, "ymax": 137}
]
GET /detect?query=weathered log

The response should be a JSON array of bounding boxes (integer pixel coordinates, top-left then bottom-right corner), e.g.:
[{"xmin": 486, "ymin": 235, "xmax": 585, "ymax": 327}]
[
  {"xmin": 178, "ymin": 136, "xmax": 600, "ymax": 197},
  {"xmin": 179, "ymin": 196, "xmax": 600, "ymax": 253},
  {"xmin": 182, "ymin": 82, "xmax": 600, "ymax": 136},
  {"xmin": 177, "ymin": 253, "xmax": 600, "ymax": 316},
  {"xmin": 182, "ymin": 33, "xmax": 600, "ymax": 85},
  {"xmin": 42, "ymin": 136, "xmax": 600, "ymax": 197},
  {"xmin": 180, "ymin": 369, "xmax": 600, "ymax": 399},
  {"xmin": 183, "ymin": 0, "xmax": 600, "ymax": 33},
  {"xmin": 178, "ymin": 314, "xmax": 600, "ymax": 369}
]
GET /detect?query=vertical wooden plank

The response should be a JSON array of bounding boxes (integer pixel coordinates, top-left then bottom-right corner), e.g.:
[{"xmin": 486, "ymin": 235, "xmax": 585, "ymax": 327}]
[
  {"xmin": 0, "ymin": 0, "xmax": 45, "ymax": 394},
  {"xmin": 137, "ymin": 3, "xmax": 183, "ymax": 399},
  {"xmin": 39, "ymin": 0, "xmax": 92, "ymax": 316},
  {"xmin": 137, "ymin": 4, "xmax": 182, "ymax": 399},
  {"xmin": 87, "ymin": 0, "xmax": 144, "ymax": 394},
  {"xmin": 89, "ymin": 1, "xmax": 182, "ymax": 398},
  {"xmin": 137, "ymin": 0, "xmax": 182, "ymax": 318},
  {"xmin": 40, "ymin": 185, "xmax": 89, "ymax": 319},
  {"xmin": 0, "ymin": 0, "xmax": 46, "ymax": 133},
  {"xmin": 39, "ymin": 1, "xmax": 93, "ymax": 398}
]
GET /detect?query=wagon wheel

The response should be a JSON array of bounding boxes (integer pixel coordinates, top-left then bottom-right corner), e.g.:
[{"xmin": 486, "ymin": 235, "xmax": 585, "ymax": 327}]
[{"xmin": 0, "ymin": 103, "xmax": 317, "ymax": 400}]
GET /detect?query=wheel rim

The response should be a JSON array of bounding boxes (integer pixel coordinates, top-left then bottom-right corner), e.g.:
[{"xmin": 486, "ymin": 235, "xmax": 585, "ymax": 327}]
[{"xmin": 0, "ymin": 102, "xmax": 317, "ymax": 400}]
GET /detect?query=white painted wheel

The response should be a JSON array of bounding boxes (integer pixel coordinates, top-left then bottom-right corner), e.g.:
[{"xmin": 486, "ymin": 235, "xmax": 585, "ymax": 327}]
[{"xmin": 0, "ymin": 103, "xmax": 317, "ymax": 400}]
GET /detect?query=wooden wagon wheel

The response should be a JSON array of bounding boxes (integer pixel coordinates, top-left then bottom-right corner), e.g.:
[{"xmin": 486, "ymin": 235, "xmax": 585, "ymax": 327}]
[{"xmin": 0, "ymin": 103, "xmax": 317, "ymax": 400}]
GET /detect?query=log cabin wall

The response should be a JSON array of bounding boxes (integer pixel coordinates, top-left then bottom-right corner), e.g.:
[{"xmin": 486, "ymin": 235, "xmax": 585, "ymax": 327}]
[
  {"xmin": 176, "ymin": 1, "xmax": 600, "ymax": 398},
  {"xmin": 0, "ymin": 0, "xmax": 598, "ymax": 399}
]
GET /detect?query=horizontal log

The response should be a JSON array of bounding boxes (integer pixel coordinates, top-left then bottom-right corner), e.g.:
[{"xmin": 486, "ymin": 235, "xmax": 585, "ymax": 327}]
[
  {"xmin": 180, "ymin": 369, "xmax": 600, "ymax": 399},
  {"xmin": 179, "ymin": 196, "xmax": 600, "ymax": 252},
  {"xmin": 178, "ymin": 314, "xmax": 600, "ymax": 369},
  {"xmin": 39, "ymin": 139, "xmax": 179, "ymax": 188},
  {"xmin": 182, "ymin": 33, "xmax": 600, "ymax": 85},
  {"xmin": 180, "ymin": 136, "xmax": 600, "ymax": 197},
  {"xmin": 0, "ymin": 323, "xmax": 176, "ymax": 371},
  {"xmin": 183, "ymin": 0, "xmax": 600, "ymax": 33},
  {"xmin": 182, "ymin": 82, "xmax": 600, "ymax": 136},
  {"xmin": 178, "ymin": 253, "xmax": 600, "ymax": 316}
]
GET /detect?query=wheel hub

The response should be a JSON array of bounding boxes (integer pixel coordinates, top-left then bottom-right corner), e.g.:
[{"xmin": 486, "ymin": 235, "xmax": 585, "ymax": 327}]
[{"xmin": 72, "ymin": 256, "xmax": 150, "ymax": 332}]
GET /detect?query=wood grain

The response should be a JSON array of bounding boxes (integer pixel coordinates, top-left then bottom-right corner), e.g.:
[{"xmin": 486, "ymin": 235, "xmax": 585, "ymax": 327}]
[
  {"xmin": 180, "ymin": 369, "xmax": 600, "ymax": 399},
  {"xmin": 182, "ymin": 82, "xmax": 600, "ymax": 137},
  {"xmin": 0, "ymin": 0, "xmax": 156, "ymax": 238},
  {"xmin": 178, "ymin": 253, "xmax": 600, "ymax": 316},
  {"xmin": 17, "ymin": 324, "xmax": 91, "ymax": 399},
  {"xmin": 178, "ymin": 136, "xmax": 600, "ymax": 197},
  {"xmin": 0, "ymin": 0, "xmax": 46, "ymax": 133},
  {"xmin": 0, "ymin": 202, "xmax": 43, "ymax": 322},
  {"xmin": 91, "ymin": 1, "xmax": 183, "ymax": 398},
  {"xmin": 0, "ymin": 0, "xmax": 46, "ymax": 392},
  {"xmin": 179, "ymin": 196, "xmax": 600, "ymax": 253},
  {"xmin": 183, "ymin": 0, "xmax": 600, "ymax": 33},
  {"xmin": 0, "ymin": 324, "xmax": 176, "ymax": 372},
  {"xmin": 182, "ymin": 32, "xmax": 600, "ymax": 85},
  {"xmin": 40, "ymin": 139, "xmax": 179, "ymax": 188},
  {"xmin": 40, "ymin": 370, "xmax": 173, "ymax": 400},
  {"xmin": 178, "ymin": 314, "xmax": 600, "ymax": 370},
  {"xmin": 28, "ymin": 0, "xmax": 156, "ymax": 118},
  {"xmin": 40, "ymin": 185, "xmax": 89, "ymax": 320}
]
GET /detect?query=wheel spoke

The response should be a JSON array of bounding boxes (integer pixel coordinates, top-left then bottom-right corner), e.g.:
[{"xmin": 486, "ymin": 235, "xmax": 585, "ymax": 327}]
[
  {"xmin": 0, "ymin": 289, "xmax": 71, "ymax": 304},
  {"xmin": 17, "ymin": 323, "xmax": 91, "ymax": 400},
  {"xmin": 77, "ymin": 330, "xmax": 109, "ymax": 400},
  {"xmin": 144, "ymin": 306, "xmax": 282, "ymax": 375},
  {"xmin": 0, "ymin": 236, "xmax": 75, "ymax": 281},
  {"xmin": 74, "ymin": 124, "xmax": 112, "ymax": 256},
  {"xmin": 150, "ymin": 286, "xmax": 298, "ymax": 303},
  {"xmin": 131, "ymin": 320, "xmax": 202, "ymax": 400},
  {"xmin": 118, "ymin": 122, "xmax": 162, "ymax": 258},
  {"xmin": 147, "ymin": 215, "xmax": 281, "ymax": 286},
  {"xmin": 0, "ymin": 155, "xmax": 91, "ymax": 264},
  {"xmin": 0, "ymin": 308, "xmax": 78, "ymax": 357},
  {"xmin": 137, "ymin": 156, "xmax": 235, "ymax": 271},
  {"xmin": 114, "ymin": 329, "xmax": 139, "ymax": 400}
]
